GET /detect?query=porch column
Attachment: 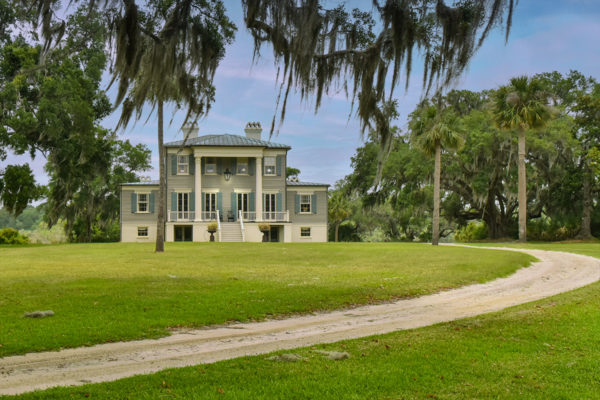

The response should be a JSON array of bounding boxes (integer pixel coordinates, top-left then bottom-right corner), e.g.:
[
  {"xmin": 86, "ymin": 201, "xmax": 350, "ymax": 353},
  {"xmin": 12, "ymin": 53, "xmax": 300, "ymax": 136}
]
[
  {"xmin": 194, "ymin": 156, "xmax": 202, "ymax": 221},
  {"xmin": 255, "ymin": 156, "xmax": 263, "ymax": 221}
]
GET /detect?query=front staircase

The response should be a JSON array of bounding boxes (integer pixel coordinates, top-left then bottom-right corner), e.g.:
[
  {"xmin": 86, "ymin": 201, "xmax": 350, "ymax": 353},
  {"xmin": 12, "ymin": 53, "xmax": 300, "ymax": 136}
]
[{"xmin": 219, "ymin": 222, "xmax": 244, "ymax": 242}]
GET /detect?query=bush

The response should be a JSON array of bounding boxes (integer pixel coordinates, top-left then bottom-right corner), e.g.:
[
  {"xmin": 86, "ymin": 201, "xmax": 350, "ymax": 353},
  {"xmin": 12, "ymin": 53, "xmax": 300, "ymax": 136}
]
[
  {"xmin": 207, "ymin": 222, "xmax": 218, "ymax": 232},
  {"xmin": 0, "ymin": 228, "xmax": 30, "ymax": 244},
  {"xmin": 527, "ymin": 218, "xmax": 578, "ymax": 241},
  {"xmin": 455, "ymin": 221, "xmax": 488, "ymax": 242}
]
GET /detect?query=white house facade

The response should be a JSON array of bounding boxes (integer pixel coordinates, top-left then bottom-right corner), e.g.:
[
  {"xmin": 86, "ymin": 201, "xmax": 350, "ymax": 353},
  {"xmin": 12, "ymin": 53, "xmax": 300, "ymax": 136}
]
[{"xmin": 120, "ymin": 122, "xmax": 329, "ymax": 242}]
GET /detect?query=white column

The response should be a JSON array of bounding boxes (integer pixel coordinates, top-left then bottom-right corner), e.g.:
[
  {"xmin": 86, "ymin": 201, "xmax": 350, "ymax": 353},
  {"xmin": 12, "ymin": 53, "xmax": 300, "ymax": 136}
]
[
  {"xmin": 255, "ymin": 156, "xmax": 263, "ymax": 221},
  {"xmin": 194, "ymin": 156, "xmax": 202, "ymax": 221}
]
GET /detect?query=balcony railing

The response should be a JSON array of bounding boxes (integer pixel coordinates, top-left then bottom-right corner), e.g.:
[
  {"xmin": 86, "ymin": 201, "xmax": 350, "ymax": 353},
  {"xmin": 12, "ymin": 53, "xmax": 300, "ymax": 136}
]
[
  {"xmin": 169, "ymin": 211, "xmax": 195, "ymax": 222},
  {"xmin": 200, "ymin": 211, "xmax": 220, "ymax": 221},
  {"xmin": 239, "ymin": 211, "xmax": 289, "ymax": 222}
]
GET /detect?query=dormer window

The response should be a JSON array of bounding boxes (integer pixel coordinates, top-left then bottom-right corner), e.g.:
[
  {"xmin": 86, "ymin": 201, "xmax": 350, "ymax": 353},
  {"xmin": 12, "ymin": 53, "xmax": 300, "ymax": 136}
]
[
  {"xmin": 205, "ymin": 157, "xmax": 216, "ymax": 174},
  {"xmin": 264, "ymin": 156, "xmax": 276, "ymax": 176},
  {"xmin": 237, "ymin": 157, "xmax": 248, "ymax": 175},
  {"xmin": 177, "ymin": 155, "xmax": 189, "ymax": 175}
]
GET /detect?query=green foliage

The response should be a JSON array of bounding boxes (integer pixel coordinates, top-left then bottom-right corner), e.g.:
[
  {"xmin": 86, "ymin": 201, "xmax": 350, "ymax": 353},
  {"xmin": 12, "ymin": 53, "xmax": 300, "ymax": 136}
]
[
  {"xmin": 0, "ymin": 227, "xmax": 29, "ymax": 244},
  {"xmin": 527, "ymin": 217, "xmax": 579, "ymax": 242},
  {"xmin": 20, "ymin": 220, "xmax": 67, "ymax": 244},
  {"xmin": 0, "ymin": 206, "xmax": 43, "ymax": 230},
  {"xmin": 0, "ymin": 164, "xmax": 43, "ymax": 216},
  {"xmin": 285, "ymin": 166, "xmax": 300, "ymax": 179},
  {"xmin": 454, "ymin": 221, "xmax": 489, "ymax": 242},
  {"xmin": 207, "ymin": 222, "xmax": 218, "ymax": 232}
]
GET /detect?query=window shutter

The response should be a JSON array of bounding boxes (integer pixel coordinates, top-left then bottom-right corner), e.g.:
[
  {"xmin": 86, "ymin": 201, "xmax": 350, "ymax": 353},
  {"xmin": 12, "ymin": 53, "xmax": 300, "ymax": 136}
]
[
  {"xmin": 217, "ymin": 192, "xmax": 223, "ymax": 218},
  {"xmin": 171, "ymin": 155, "xmax": 177, "ymax": 175},
  {"xmin": 131, "ymin": 193, "xmax": 137, "ymax": 213},
  {"xmin": 201, "ymin": 192, "xmax": 205, "ymax": 211},
  {"xmin": 190, "ymin": 192, "xmax": 195, "ymax": 212},
  {"xmin": 171, "ymin": 192, "xmax": 177, "ymax": 211},
  {"xmin": 276, "ymin": 155, "xmax": 282, "ymax": 176},
  {"xmin": 201, "ymin": 158, "xmax": 205, "ymax": 174},
  {"xmin": 149, "ymin": 193, "xmax": 155, "ymax": 213},
  {"xmin": 217, "ymin": 158, "xmax": 223, "ymax": 174},
  {"xmin": 312, "ymin": 194, "xmax": 317, "ymax": 214},
  {"xmin": 249, "ymin": 158, "xmax": 255, "ymax": 176},
  {"xmin": 231, "ymin": 192, "xmax": 237, "ymax": 219},
  {"xmin": 295, "ymin": 194, "xmax": 300, "ymax": 214},
  {"xmin": 276, "ymin": 193, "xmax": 282, "ymax": 212},
  {"xmin": 249, "ymin": 192, "xmax": 255, "ymax": 212},
  {"xmin": 189, "ymin": 155, "xmax": 195, "ymax": 175},
  {"xmin": 231, "ymin": 158, "xmax": 237, "ymax": 175}
]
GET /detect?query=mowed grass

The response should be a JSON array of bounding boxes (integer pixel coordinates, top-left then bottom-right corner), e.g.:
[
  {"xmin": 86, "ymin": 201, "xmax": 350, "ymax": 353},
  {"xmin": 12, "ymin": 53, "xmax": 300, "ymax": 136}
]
[
  {"xmin": 0, "ymin": 242, "xmax": 533, "ymax": 357},
  {"xmin": 7, "ymin": 243, "xmax": 599, "ymax": 400},
  {"xmin": 468, "ymin": 241, "xmax": 600, "ymax": 259}
]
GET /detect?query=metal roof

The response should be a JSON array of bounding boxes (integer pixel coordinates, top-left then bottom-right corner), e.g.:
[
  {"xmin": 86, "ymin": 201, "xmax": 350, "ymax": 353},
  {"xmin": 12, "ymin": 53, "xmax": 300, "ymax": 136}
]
[
  {"xmin": 121, "ymin": 180, "xmax": 159, "ymax": 186},
  {"xmin": 286, "ymin": 180, "xmax": 330, "ymax": 187},
  {"xmin": 164, "ymin": 134, "xmax": 290, "ymax": 149}
]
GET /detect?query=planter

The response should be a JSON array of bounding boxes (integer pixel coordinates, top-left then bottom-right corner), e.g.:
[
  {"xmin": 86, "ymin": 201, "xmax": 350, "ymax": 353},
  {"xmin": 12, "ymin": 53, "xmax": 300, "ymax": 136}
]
[{"xmin": 208, "ymin": 231, "xmax": 216, "ymax": 242}]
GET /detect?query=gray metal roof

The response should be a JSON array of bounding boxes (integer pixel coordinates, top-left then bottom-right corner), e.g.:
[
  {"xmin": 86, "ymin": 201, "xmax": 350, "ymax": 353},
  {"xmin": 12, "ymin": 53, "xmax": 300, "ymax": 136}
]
[
  {"xmin": 165, "ymin": 134, "xmax": 290, "ymax": 149},
  {"xmin": 286, "ymin": 180, "xmax": 330, "ymax": 187},
  {"xmin": 121, "ymin": 180, "xmax": 159, "ymax": 186}
]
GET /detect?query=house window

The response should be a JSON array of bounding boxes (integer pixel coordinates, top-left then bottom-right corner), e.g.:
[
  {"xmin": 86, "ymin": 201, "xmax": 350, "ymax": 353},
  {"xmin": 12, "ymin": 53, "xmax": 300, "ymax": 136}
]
[
  {"xmin": 137, "ymin": 227, "xmax": 148, "ymax": 237},
  {"xmin": 177, "ymin": 155, "xmax": 189, "ymax": 174},
  {"xmin": 300, "ymin": 194, "xmax": 311, "ymax": 213},
  {"xmin": 237, "ymin": 157, "xmax": 248, "ymax": 175},
  {"xmin": 137, "ymin": 193, "xmax": 148, "ymax": 213},
  {"xmin": 205, "ymin": 157, "xmax": 216, "ymax": 174},
  {"xmin": 300, "ymin": 227, "xmax": 311, "ymax": 237},
  {"xmin": 177, "ymin": 192, "xmax": 190, "ymax": 220},
  {"xmin": 264, "ymin": 156, "xmax": 276, "ymax": 175}
]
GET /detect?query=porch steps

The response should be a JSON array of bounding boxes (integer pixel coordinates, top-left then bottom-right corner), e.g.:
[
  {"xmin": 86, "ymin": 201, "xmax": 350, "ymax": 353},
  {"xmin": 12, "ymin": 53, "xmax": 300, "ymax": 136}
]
[{"xmin": 219, "ymin": 222, "xmax": 244, "ymax": 242}]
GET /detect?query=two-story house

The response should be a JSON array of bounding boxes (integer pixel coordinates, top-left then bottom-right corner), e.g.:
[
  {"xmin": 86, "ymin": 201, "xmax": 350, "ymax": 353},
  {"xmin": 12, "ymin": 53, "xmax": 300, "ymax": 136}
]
[{"xmin": 120, "ymin": 122, "xmax": 329, "ymax": 242}]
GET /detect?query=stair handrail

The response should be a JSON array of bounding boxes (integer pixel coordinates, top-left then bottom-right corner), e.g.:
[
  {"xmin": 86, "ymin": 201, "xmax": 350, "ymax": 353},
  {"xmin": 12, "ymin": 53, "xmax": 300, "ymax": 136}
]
[
  {"xmin": 239, "ymin": 210, "xmax": 245, "ymax": 242},
  {"xmin": 217, "ymin": 210, "xmax": 221, "ymax": 242}
]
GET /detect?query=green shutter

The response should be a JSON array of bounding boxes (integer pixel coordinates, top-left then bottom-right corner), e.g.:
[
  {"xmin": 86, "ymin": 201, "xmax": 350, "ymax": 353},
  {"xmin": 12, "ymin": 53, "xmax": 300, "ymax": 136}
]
[
  {"xmin": 295, "ymin": 194, "xmax": 300, "ymax": 214},
  {"xmin": 249, "ymin": 158, "xmax": 255, "ymax": 176},
  {"xmin": 189, "ymin": 155, "xmax": 195, "ymax": 175},
  {"xmin": 217, "ymin": 158, "xmax": 223, "ymax": 174},
  {"xmin": 276, "ymin": 192, "xmax": 282, "ymax": 212},
  {"xmin": 249, "ymin": 192, "xmax": 255, "ymax": 212},
  {"xmin": 131, "ymin": 193, "xmax": 137, "ymax": 213},
  {"xmin": 149, "ymin": 193, "xmax": 155, "ymax": 213},
  {"xmin": 201, "ymin": 158, "xmax": 205, "ymax": 174},
  {"xmin": 201, "ymin": 192, "xmax": 205, "ymax": 211},
  {"xmin": 171, "ymin": 192, "xmax": 177, "ymax": 211},
  {"xmin": 276, "ymin": 155, "xmax": 282, "ymax": 176},
  {"xmin": 312, "ymin": 194, "xmax": 317, "ymax": 214},
  {"xmin": 171, "ymin": 155, "xmax": 177, "ymax": 175},
  {"xmin": 217, "ymin": 192, "xmax": 223, "ymax": 219},
  {"xmin": 190, "ymin": 192, "xmax": 195, "ymax": 212},
  {"xmin": 231, "ymin": 192, "xmax": 237, "ymax": 220}
]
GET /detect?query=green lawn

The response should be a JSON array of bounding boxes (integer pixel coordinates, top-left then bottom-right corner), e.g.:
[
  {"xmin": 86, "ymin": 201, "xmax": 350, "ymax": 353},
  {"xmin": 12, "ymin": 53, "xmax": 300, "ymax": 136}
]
[
  {"xmin": 0, "ymin": 242, "xmax": 532, "ymax": 357},
  {"xmin": 467, "ymin": 241, "xmax": 600, "ymax": 259},
  {"xmin": 6, "ymin": 242, "xmax": 599, "ymax": 400}
]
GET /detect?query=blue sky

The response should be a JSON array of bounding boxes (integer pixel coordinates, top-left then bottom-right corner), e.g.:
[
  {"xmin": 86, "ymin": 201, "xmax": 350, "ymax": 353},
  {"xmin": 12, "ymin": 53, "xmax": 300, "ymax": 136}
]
[{"xmin": 9, "ymin": 0, "xmax": 600, "ymax": 188}]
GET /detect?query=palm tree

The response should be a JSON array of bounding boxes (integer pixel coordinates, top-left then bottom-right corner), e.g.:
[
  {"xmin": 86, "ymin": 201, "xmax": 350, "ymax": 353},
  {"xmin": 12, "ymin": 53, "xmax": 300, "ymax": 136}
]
[
  {"xmin": 328, "ymin": 190, "xmax": 352, "ymax": 242},
  {"xmin": 410, "ymin": 102, "xmax": 462, "ymax": 246},
  {"xmin": 493, "ymin": 76, "xmax": 550, "ymax": 242}
]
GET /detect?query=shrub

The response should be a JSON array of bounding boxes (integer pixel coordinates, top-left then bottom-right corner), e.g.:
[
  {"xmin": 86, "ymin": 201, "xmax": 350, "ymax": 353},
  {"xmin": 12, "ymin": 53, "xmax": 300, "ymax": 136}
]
[
  {"xmin": 207, "ymin": 222, "xmax": 218, "ymax": 232},
  {"xmin": 527, "ymin": 218, "xmax": 578, "ymax": 241},
  {"xmin": 258, "ymin": 223, "xmax": 271, "ymax": 232},
  {"xmin": 455, "ymin": 221, "xmax": 488, "ymax": 242},
  {"xmin": 0, "ymin": 228, "xmax": 30, "ymax": 244}
]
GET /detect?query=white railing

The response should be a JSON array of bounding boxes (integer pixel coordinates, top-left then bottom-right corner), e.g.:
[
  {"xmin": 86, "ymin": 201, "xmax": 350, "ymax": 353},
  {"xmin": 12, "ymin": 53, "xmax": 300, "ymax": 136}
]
[
  {"xmin": 169, "ymin": 211, "xmax": 195, "ymax": 221},
  {"xmin": 262, "ymin": 211, "xmax": 290, "ymax": 222},
  {"xmin": 200, "ymin": 211, "xmax": 219, "ymax": 221},
  {"xmin": 216, "ymin": 210, "xmax": 221, "ymax": 242},
  {"xmin": 238, "ymin": 210, "xmax": 245, "ymax": 242},
  {"xmin": 238, "ymin": 211, "xmax": 289, "ymax": 222}
]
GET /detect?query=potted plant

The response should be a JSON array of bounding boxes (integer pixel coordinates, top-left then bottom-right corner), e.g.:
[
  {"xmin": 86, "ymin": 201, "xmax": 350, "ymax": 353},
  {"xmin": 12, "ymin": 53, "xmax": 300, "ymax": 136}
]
[
  {"xmin": 207, "ymin": 222, "xmax": 218, "ymax": 242},
  {"xmin": 258, "ymin": 223, "xmax": 270, "ymax": 242}
]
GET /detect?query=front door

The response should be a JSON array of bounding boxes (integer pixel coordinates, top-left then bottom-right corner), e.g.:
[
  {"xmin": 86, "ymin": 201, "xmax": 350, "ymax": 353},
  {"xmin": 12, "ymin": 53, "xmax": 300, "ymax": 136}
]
[
  {"xmin": 264, "ymin": 193, "xmax": 276, "ymax": 220},
  {"xmin": 177, "ymin": 192, "xmax": 190, "ymax": 220},
  {"xmin": 237, "ymin": 193, "xmax": 249, "ymax": 218}
]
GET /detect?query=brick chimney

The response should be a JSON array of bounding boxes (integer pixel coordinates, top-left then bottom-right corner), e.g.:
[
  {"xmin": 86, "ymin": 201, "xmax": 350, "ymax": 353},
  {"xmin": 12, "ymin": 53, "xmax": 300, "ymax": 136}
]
[{"xmin": 244, "ymin": 122, "xmax": 262, "ymax": 140}]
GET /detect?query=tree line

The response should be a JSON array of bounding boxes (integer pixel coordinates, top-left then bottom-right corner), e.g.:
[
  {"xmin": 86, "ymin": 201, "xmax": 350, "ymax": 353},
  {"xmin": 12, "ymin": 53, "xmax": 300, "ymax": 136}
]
[{"xmin": 329, "ymin": 71, "xmax": 600, "ymax": 243}]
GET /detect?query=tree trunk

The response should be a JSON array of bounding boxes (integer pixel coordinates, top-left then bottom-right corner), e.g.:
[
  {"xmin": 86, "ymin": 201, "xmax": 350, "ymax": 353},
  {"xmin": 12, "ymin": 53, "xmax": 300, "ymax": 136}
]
[
  {"xmin": 579, "ymin": 164, "xmax": 592, "ymax": 239},
  {"xmin": 517, "ymin": 128, "xmax": 527, "ymax": 243},
  {"xmin": 155, "ymin": 100, "xmax": 166, "ymax": 252},
  {"xmin": 335, "ymin": 223, "xmax": 340, "ymax": 242},
  {"xmin": 432, "ymin": 141, "xmax": 441, "ymax": 246}
]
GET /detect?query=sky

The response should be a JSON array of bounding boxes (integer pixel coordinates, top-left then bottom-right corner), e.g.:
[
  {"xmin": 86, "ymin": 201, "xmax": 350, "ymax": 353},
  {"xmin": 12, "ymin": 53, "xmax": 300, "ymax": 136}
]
[{"xmin": 7, "ymin": 0, "xmax": 600, "ymax": 188}]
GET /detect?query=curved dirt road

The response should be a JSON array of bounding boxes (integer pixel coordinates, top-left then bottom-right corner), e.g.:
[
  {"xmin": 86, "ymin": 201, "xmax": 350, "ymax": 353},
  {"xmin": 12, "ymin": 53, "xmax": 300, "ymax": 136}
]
[{"xmin": 1, "ymin": 246, "xmax": 599, "ymax": 395}]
